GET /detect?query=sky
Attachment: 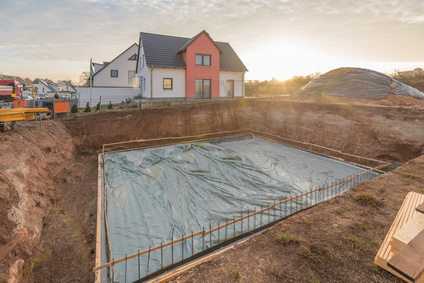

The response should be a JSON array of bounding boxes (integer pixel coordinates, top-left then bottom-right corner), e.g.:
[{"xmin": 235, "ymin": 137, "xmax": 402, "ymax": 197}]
[{"xmin": 1, "ymin": 0, "xmax": 423, "ymax": 84}]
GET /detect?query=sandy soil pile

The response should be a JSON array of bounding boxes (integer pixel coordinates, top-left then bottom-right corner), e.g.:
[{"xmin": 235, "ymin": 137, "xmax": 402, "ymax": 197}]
[{"xmin": 299, "ymin": 67, "xmax": 424, "ymax": 100}]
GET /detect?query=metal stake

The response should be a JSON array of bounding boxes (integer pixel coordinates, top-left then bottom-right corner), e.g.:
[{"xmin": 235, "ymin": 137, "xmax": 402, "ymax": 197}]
[
  {"xmin": 254, "ymin": 208, "xmax": 256, "ymax": 229},
  {"xmin": 260, "ymin": 204, "xmax": 263, "ymax": 225},
  {"xmin": 209, "ymin": 223, "xmax": 212, "ymax": 249},
  {"xmin": 191, "ymin": 231, "xmax": 194, "ymax": 257},
  {"xmin": 241, "ymin": 212, "xmax": 243, "ymax": 234},
  {"xmin": 247, "ymin": 210, "xmax": 250, "ymax": 232},
  {"xmin": 218, "ymin": 221, "xmax": 220, "ymax": 243},
  {"xmin": 138, "ymin": 249, "xmax": 140, "ymax": 280},
  {"xmin": 171, "ymin": 237, "xmax": 174, "ymax": 265},
  {"xmin": 161, "ymin": 242, "xmax": 163, "ymax": 269},
  {"xmin": 146, "ymin": 247, "xmax": 150, "ymax": 276},
  {"xmin": 125, "ymin": 254, "xmax": 127, "ymax": 283},
  {"xmin": 279, "ymin": 199, "xmax": 282, "ymax": 218},
  {"xmin": 112, "ymin": 258, "xmax": 114, "ymax": 282},
  {"xmin": 233, "ymin": 216, "xmax": 236, "ymax": 238}
]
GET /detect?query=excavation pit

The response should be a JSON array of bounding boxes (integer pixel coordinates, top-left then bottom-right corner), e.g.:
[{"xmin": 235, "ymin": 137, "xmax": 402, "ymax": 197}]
[{"xmin": 96, "ymin": 132, "xmax": 386, "ymax": 282}]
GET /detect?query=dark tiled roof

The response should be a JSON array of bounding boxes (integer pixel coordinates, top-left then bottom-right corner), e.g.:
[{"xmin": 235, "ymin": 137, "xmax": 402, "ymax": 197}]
[
  {"xmin": 215, "ymin": 41, "xmax": 248, "ymax": 72},
  {"xmin": 139, "ymin": 31, "xmax": 247, "ymax": 72},
  {"xmin": 177, "ymin": 30, "xmax": 223, "ymax": 54},
  {"xmin": 141, "ymin": 32, "xmax": 187, "ymax": 68}
]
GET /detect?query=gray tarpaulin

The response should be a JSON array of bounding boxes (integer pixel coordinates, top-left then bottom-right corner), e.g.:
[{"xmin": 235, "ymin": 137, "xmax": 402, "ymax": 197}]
[
  {"xmin": 299, "ymin": 67, "xmax": 424, "ymax": 99},
  {"xmin": 104, "ymin": 135, "xmax": 375, "ymax": 282}
]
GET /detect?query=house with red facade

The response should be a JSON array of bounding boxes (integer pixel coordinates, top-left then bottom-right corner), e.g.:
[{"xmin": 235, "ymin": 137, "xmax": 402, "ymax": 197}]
[{"xmin": 136, "ymin": 31, "xmax": 248, "ymax": 99}]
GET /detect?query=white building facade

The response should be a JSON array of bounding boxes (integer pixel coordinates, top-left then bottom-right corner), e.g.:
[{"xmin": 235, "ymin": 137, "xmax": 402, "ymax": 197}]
[
  {"xmin": 92, "ymin": 43, "xmax": 138, "ymax": 88},
  {"xmin": 136, "ymin": 31, "xmax": 247, "ymax": 100}
]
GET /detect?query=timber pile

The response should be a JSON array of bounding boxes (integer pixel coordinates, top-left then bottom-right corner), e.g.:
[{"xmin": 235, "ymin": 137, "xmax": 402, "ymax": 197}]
[{"xmin": 375, "ymin": 191, "xmax": 424, "ymax": 282}]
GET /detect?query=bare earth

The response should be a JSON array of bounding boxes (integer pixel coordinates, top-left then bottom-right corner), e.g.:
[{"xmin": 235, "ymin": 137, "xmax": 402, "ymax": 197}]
[{"xmin": 1, "ymin": 94, "xmax": 424, "ymax": 283}]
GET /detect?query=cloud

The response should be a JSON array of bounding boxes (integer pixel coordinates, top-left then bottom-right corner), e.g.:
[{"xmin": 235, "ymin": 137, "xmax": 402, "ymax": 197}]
[{"xmin": 1, "ymin": 0, "xmax": 423, "ymax": 81}]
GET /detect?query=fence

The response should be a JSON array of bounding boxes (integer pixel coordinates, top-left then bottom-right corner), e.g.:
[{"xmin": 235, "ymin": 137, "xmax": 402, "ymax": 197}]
[
  {"xmin": 76, "ymin": 87, "xmax": 138, "ymax": 107},
  {"xmin": 95, "ymin": 130, "xmax": 391, "ymax": 282}
]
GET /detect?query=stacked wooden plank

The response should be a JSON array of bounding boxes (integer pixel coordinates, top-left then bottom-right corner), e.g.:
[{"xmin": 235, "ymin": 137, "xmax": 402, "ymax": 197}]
[{"xmin": 375, "ymin": 191, "xmax": 424, "ymax": 282}]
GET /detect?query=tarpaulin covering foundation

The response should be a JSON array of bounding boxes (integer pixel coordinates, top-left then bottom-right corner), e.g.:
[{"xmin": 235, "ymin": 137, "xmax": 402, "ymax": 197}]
[{"xmin": 103, "ymin": 135, "xmax": 378, "ymax": 281}]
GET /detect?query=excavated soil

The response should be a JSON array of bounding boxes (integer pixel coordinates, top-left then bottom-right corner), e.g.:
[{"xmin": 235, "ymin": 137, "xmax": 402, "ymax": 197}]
[{"xmin": 1, "ymin": 95, "xmax": 424, "ymax": 283}]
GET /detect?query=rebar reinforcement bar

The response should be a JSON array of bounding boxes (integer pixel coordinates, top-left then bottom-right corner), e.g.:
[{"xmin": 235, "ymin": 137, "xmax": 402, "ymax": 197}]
[
  {"xmin": 95, "ymin": 129, "xmax": 391, "ymax": 281},
  {"xmin": 93, "ymin": 162, "xmax": 388, "ymax": 273}
]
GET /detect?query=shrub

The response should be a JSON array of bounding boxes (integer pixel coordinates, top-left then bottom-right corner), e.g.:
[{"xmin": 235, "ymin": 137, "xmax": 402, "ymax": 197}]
[
  {"xmin": 70, "ymin": 104, "xmax": 78, "ymax": 113},
  {"xmin": 96, "ymin": 102, "xmax": 101, "ymax": 111},
  {"xmin": 354, "ymin": 193, "xmax": 377, "ymax": 205},
  {"xmin": 276, "ymin": 233, "xmax": 299, "ymax": 245},
  {"xmin": 234, "ymin": 269, "xmax": 241, "ymax": 279},
  {"xmin": 84, "ymin": 102, "xmax": 91, "ymax": 112},
  {"xmin": 107, "ymin": 101, "xmax": 113, "ymax": 109}
]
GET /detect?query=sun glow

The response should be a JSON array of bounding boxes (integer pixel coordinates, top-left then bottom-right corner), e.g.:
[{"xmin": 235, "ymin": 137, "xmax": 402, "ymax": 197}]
[{"xmin": 243, "ymin": 41, "xmax": 349, "ymax": 81}]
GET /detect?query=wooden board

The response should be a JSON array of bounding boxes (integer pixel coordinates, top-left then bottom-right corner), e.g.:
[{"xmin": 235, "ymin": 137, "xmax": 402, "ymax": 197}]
[
  {"xmin": 391, "ymin": 213, "xmax": 424, "ymax": 251},
  {"xmin": 94, "ymin": 155, "xmax": 103, "ymax": 283},
  {"xmin": 0, "ymin": 228, "xmax": 27, "ymax": 262},
  {"xmin": 388, "ymin": 229, "xmax": 424, "ymax": 282},
  {"xmin": 417, "ymin": 203, "xmax": 424, "ymax": 214},
  {"xmin": 374, "ymin": 191, "xmax": 424, "ymax": 283}
]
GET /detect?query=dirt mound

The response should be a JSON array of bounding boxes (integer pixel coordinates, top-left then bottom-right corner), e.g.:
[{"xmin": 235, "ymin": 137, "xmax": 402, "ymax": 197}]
[
  {"xmin": 299, "ymin": 67, "xmax": 424, "ymax": 100},
  {"xmin": 0, "ymin": 121, "xmax": 75, "ymax": 282},
  {"xmin": 407, "ymin": 81, "xmax": 424, "ymax": 92}
]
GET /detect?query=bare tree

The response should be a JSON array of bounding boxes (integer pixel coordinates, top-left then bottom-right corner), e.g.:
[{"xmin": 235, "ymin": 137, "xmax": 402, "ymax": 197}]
[{"xmin": 79, "ymin": 71, "xmax": 91, "ymax": 86}]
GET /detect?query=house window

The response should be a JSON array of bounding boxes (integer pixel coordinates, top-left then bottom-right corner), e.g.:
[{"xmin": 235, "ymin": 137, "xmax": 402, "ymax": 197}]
[
  {"xmin": 111, "ymin": 70, "xmax": 118, "ymax": 77},
  {"xmin": 195, "ymin": 79, "xmax": 211, "ymax": 99},
  {"xmin": 163, "ymin": 78, "xmax": 173, "ymax": 90},
  {"xmin": 128, "ymin": 54, "xmax": 137, "ymax": 60},
  {"xmin": 195, "ymin": 54, "xmax": 211, "ymax": 66},
  {"xmin": 128, "ymin": 71, "xmax": 135, "ymax": 84}
]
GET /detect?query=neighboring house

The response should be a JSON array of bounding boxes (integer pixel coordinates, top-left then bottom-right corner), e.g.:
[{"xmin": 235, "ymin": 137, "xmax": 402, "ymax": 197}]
[
  {"xmin": 93, "ymin": 62, "xmax": 109, "ymax": 74},
  {"xmin": 92, "ymin": 43, "xmax": 138, "ymax": 87},
  {"xmin": 58, "ymin": 80, "xmax": 77, "ymax": 93},
  {"xmin": 57, "ymin": 80, "xmax": 77, "ymax": 99},
  {"xmin": 0, "ymin": 75, "xmax": 29, "ymax": 86},
  {"xmin": 136, "ymin": 30, "xmax": 248, "ymax": 99},
  {"xmin": 31, "ymin": 78, "xmax": 58, "ymax": 97}
]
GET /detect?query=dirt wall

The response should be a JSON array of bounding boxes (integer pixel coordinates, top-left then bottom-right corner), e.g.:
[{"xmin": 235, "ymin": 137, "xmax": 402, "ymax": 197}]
[
  {"xmin": 0, "ymin": 122, "xmax": 76, "ymax": 283},
  {"xmin": 62, "ymin": 98, "xmax": 424, "ymax": 163},
  {"xmin": 62, "ymin": 101, "xmax": 245, "ymax": 151},
  {"xmin": 243, "ymin": 99, "xmax": 424, "ymax": 162}
]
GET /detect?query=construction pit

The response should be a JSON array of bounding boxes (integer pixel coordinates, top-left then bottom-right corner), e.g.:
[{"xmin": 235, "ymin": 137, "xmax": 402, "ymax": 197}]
[{"xmin": 1, "ymin": 95, "xmax": 424, "ymax": 282}]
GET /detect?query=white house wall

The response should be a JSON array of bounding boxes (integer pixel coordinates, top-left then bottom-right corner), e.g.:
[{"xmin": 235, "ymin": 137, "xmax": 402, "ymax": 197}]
[
  {"xmin": 31, "ymin": 83, "xmax": 50, "ymax": 95},
  {"xmin": 75, "ymin": 87, "xmax": 138, "ymax": 107},
  {"xmin": 219, "ymin": 71, "xmax": 245, "ymax": 98},
  {"xmin": 136, "ymin": 46, "xmax": 149, "ymax": 98},
  {"xmin": 93, "ymin": 44, "xmax": 138, "ymax": 87},
  {"xmin": 151, "ymin": 68, "xmax": 185, "ymax": 99}
]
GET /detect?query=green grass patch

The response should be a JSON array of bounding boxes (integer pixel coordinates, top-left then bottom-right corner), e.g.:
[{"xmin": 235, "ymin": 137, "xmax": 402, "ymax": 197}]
[
  {"xmin": 269, "ymin": 269, "xmax": 279, "ymax": 278},
  {"xmin": 354, "ymin": 193, "xmax": 377, "ymax": 205},
  {"xmin": 276, "ymin": 233, "xmax": 299, "ymax": 245},
  {"xmin": 308, "ymin": 277, "xmax": 321, "ymax": 283},
  {"xmin": 234, "ymin": 269, "xmax": 241, "ymax": 279}
]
